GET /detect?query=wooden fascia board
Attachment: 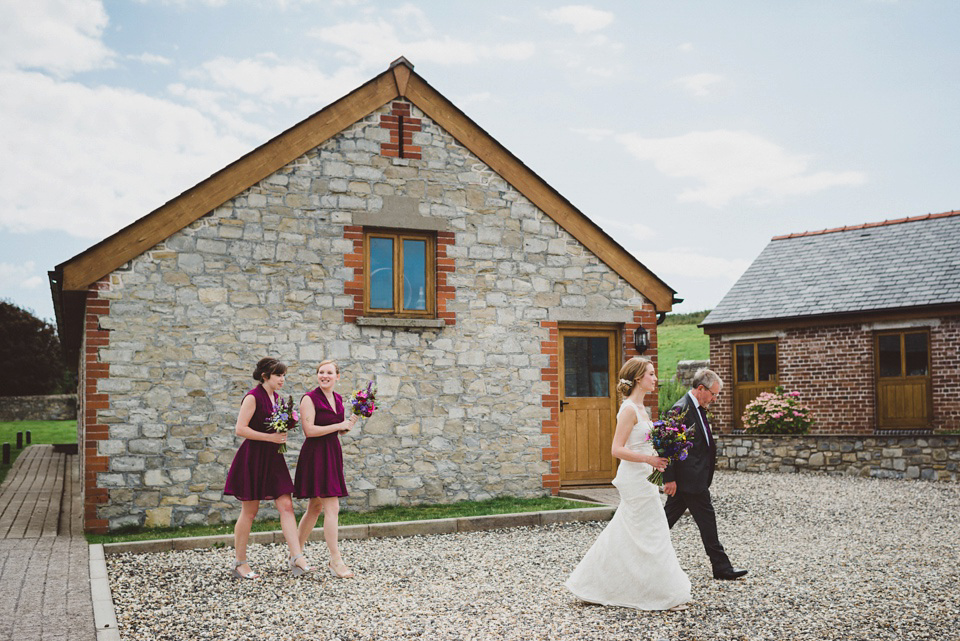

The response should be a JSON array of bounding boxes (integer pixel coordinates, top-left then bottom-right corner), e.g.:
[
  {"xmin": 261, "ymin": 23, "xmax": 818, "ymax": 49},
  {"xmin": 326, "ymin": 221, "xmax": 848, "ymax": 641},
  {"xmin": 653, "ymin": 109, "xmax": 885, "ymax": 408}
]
[
  {"xmin": 402, "ymin": 73, "xmax": 676, "ymax": 313},
  {"xmin": 60, "ymin": 72, "xmax": 400, "ymax": 292},
  {"xmin": 701, "ymin": 304, "xmax": 960, "ymax": 335}
]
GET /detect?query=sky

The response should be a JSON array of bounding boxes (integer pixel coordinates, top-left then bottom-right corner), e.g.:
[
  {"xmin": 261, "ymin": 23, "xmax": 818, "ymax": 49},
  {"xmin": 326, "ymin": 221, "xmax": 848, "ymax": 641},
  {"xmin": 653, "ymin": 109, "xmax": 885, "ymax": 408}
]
[{"xmin": 1, "ymin": 0, "xmax": 958, "ymax": 324}]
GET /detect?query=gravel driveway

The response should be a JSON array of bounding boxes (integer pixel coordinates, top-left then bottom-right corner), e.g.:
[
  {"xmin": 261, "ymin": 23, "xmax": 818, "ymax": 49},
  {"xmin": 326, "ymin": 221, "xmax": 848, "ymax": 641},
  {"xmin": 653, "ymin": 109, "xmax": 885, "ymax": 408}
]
[{"xmin": 106, "ymin": 471, "xmax": 960, "ymax": 640}]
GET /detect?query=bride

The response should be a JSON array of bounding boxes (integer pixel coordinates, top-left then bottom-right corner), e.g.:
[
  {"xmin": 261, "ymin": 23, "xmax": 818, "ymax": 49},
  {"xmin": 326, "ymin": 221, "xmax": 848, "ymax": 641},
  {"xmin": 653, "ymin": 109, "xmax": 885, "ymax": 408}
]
[{"xmin": 565, "ymin": 356, "xmax": 691, "ymax": 611}]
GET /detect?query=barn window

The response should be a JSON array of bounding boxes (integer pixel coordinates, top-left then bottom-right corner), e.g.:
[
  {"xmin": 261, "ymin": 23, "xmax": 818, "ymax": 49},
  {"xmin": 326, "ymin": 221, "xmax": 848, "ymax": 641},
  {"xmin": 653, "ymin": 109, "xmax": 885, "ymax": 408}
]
[{"xmin": 363, "ymin": 229, "xmax": 435, "ymax": 317}]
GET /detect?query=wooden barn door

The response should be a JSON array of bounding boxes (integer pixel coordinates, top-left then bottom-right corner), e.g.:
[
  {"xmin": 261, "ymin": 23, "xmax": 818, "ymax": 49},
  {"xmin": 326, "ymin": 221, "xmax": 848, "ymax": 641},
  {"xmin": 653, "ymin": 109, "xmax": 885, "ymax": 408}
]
[
  {"xmin": 558, "ymin": 327, "xmax": 619, "ymax": 486},
  {"xmin": 875, "ymin": 330, "xmax": 931, "ymax": 429}
]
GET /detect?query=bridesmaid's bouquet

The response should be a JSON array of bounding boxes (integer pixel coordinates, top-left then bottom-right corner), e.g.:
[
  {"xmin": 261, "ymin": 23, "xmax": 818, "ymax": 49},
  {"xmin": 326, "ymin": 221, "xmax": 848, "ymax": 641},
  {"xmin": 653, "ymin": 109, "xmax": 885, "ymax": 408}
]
[
  {"xmin": 348, "ymin": 381, "xmax": 377, "ymax": 418},
  {"xmin": 646, "ymin": 408, "xmax": 694, "ymax": 486},
  {"xmin": 266, "ymin": 395, "xmax": 299, "ymax": 453}
]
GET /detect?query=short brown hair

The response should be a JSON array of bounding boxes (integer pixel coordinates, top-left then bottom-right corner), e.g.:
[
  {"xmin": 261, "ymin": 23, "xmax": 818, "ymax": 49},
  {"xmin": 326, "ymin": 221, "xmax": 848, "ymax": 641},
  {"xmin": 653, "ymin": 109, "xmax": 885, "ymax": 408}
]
[{"xmin": 253, "ymin": 357, "xmax": 287, "ymax": 382}]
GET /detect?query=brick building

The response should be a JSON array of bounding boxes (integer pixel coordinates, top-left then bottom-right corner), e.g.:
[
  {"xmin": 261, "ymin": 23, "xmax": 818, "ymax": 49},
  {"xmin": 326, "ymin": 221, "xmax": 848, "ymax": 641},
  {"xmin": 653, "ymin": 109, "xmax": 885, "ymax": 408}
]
[
  {"xmin": 702, "ymin": 210, "xmax": 960, "ymax": 436},
  {"xmin": 49, "ymin": 59, "xmax": 678, "ymax": 532}
]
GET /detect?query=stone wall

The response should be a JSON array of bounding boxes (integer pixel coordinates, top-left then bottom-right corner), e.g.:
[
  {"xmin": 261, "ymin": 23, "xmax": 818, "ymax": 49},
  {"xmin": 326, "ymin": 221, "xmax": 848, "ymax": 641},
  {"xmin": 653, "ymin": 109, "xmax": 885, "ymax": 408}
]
[
  {"xmin": 0, "ymin": 395, "xmax": 77, "ymax": 422},
  {"xmin": 82, "ymin": 101, "xmax": 651, "ymax": 531},
  {"xmin": 717, "ymin": 434, "xmax": 960, "ymax": 481},
  {"xmin": 675, "ymin": 360, "xmax": 709, "ymax": 387}
]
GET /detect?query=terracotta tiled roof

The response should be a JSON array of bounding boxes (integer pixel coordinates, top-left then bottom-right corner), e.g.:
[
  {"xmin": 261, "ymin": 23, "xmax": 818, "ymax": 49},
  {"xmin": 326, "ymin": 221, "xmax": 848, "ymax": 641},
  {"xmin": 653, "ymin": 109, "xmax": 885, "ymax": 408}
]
[
  {"xmin": 771, "ymin": 210, "xmax": 960, "ymax": 240},
  {"xmin": 703, "ymin": 210, "xmax": 960, "ymax": 326}
]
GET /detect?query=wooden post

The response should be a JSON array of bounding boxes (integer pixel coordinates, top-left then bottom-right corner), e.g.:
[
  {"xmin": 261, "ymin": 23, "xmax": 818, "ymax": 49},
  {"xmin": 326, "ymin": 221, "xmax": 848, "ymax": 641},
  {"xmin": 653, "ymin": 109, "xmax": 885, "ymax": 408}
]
[
  {"xmin": 16, "ymin": 432, "xmax": 23, "ymax": 449},
  {"xmin": 26, "ymin": 431, "xmax": 31, "ymax": 445},
  {"xmin": 2, "ymin": 443, "xmax": 9, "ymax": 465}
]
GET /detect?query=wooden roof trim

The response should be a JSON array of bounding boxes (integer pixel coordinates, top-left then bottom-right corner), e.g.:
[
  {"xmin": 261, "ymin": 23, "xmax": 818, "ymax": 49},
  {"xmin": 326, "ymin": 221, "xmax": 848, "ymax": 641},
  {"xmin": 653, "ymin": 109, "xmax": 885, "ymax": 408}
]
[
  {"xmin": 402, "ymin": 72, "xmax": 675, "ymax": 311},
  {"xmin": 60, "ymin": 71, "xmax": 400, "ymax": 291},
  {"xmin": 58, "ymin": 59, "xmax": 675, "ymax": 311}
]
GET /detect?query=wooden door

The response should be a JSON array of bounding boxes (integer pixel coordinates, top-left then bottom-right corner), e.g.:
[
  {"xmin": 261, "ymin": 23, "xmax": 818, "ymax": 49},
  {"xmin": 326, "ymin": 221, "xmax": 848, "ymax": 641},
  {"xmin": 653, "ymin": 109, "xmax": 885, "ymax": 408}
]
[
  {"xmin": 732, "ymin": 341, "xmax": 779, "ymax": 430},
  {"xmin": 876, "ymin": 331, "xmax": 931, "ymax": 429},
  {"xmin": 558, "ymin": 327, "xmax": 619, "ymax": 486}
]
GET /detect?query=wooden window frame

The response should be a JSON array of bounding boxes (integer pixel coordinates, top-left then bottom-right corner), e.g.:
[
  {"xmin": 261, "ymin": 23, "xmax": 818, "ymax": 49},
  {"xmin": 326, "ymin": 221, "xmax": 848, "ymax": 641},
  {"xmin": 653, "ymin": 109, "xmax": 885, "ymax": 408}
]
[
  {"xmin": 732, "ymin": 340, "xmax": 779, "ymax": 431},
  {"xmin": 362, "ymin": 228, "xmax": 436, "ymax": 318}
]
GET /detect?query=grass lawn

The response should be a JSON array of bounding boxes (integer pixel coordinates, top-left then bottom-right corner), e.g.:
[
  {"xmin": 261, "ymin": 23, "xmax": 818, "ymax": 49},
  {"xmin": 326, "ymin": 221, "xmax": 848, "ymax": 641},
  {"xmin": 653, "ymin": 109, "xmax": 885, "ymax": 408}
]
[
  {"xmin": 0, "ymin": 420, "xmax": 78, "ymax": 486},
  {"xmin": 86, "ymin": 495, "xmax": 591, "ymax": 544},
  {"xmin": 657, "ymin": 323, "xmax": 709, "ymax": 381}
]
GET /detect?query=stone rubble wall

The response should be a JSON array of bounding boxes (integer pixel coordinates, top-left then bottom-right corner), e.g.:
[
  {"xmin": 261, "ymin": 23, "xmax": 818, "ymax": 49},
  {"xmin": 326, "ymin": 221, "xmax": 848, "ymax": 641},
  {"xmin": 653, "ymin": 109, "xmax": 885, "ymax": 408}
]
[
  {"xmin": 86, "ymin": 102, "xmax": 648, "ymax": 530},
  {"xmin": 675, "ymin": 360, "xmax": 709, "ymax": 387},
  {"xmin": 0, "ymin": 395, "xmax": 77, "ymax": 422},
  {"xmin": 717, "ymin": 434, "xmax": 960, "ymax": 481}
]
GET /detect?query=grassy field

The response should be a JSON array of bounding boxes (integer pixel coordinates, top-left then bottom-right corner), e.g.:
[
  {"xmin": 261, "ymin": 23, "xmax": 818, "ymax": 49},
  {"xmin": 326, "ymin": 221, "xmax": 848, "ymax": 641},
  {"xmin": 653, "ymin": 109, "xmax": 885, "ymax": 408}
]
[
  {"xmin": 86, "ymin": 495, "xmax": 591, "ymax": 544},
  {"xmin": 657, "ymin": 322, "xmax": 709, "ymax": 381},
  {"xmin": 0, "ymin": 419, "xmax": 78, "ymax": 485}
]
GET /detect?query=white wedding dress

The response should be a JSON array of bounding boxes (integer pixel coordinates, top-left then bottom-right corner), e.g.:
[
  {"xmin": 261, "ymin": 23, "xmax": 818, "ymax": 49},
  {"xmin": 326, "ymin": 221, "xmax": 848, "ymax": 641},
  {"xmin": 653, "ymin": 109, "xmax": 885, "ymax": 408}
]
[{"xmin": 565, "ymin": 399, "xmax": 691, "ymax": 610}]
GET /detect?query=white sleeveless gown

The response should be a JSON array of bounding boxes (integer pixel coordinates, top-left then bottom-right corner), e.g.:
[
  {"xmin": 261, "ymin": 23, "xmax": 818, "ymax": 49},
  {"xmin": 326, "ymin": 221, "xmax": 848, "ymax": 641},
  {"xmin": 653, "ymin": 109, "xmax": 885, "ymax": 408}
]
[{"xmin": 565, "ymin": 399, "xmax": 691, "ymax": 610}]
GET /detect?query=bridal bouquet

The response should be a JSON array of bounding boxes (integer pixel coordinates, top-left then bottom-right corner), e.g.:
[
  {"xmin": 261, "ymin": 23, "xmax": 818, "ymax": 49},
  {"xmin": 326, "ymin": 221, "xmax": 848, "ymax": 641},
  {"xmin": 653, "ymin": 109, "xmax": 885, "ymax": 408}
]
[
  {"xmin": 646, "ymin": 408, "xmax": 694, "ymax": 486},
  {"xmin": 266, "ymin": 395, "xmax": 299, "ymax": 453},
  {"xmin": 348, "ymin": 381, "xmax": 377, "ymax": 418}
]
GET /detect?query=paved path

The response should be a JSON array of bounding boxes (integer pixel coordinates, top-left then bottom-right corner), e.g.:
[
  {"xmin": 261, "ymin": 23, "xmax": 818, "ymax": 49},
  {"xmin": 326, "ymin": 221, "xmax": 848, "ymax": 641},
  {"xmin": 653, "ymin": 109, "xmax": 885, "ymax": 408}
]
[
  {"xmin": 559, "ymin": 486, "xmax": 620, "ymax": 506},
  {"xmin": 0, "ymin": 445, "xmax": 96, "ymax": 641}
]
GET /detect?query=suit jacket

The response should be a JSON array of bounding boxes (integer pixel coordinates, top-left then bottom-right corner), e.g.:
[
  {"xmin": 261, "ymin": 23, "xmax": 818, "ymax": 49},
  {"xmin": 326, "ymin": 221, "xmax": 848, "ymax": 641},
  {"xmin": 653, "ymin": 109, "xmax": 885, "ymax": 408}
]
[{"xmin": 662, "ymin": 392, "xmax": 716, "ymax": 494}]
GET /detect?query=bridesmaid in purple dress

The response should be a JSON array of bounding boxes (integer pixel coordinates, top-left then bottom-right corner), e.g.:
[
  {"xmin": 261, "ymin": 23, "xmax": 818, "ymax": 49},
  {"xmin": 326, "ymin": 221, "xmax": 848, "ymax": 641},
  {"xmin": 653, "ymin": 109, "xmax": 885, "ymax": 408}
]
[
  {"xmin": 295, "ymin": 359, "xmax": 359, "ymax": 578},
  {"xmin": 223, "ymin": 358, "xmax": 313, "ymax": 579}
]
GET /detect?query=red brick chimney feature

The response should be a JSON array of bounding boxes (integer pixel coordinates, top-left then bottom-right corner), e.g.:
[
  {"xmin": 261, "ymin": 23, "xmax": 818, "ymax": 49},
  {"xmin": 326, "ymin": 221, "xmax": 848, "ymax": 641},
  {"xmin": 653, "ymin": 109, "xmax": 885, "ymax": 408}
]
[{"xmin": 380, "ymin": 102, "xmax": 421, "ymax": 159}]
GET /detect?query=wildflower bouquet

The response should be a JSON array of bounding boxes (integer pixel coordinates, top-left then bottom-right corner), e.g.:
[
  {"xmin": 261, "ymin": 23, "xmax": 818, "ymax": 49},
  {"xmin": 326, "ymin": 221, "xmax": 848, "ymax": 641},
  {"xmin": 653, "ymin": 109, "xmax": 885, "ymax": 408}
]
[
  {"xmin": 742, "ymin": 386, "xmax": 813, "ymax": 435},
  {"xmin": 646, "ymin": 408, "xmax": 694, "ymax": 486},
  {"xmin": 349, "ymin": 381, "xmax": 377, "ymax": 418},
  {"xmin": 266, "ymin": 395, "xmax": 299, "ymax": 453}
]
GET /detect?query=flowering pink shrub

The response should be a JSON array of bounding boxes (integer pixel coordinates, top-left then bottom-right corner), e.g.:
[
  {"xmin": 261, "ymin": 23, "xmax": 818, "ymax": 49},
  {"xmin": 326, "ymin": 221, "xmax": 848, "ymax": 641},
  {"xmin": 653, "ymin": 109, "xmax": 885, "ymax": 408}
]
[{"xmin": 742, "ymin": 386, "xmax": 813, "ymax": 434}]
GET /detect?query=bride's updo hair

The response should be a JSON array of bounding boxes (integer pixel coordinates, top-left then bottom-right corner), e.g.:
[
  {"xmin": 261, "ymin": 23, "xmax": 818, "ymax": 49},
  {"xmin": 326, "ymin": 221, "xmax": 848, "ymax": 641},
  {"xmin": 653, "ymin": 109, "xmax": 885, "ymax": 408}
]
[
  {"xmin": 617, "ymin": 357, "xmax": 653, "ymax": 397},
  {"xmin": 253, "ymin": 357, "xmax": 287, "ymax": 382}
]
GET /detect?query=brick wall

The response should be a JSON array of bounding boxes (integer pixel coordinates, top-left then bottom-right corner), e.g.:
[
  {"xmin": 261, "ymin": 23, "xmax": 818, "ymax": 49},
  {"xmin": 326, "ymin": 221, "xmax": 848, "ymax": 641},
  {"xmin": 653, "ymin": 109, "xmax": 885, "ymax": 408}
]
[
  {"xmin": 710, "ymin": 315, "xmax": 960, "ymax": 435},
  {"xmin": 83, "ymin": 281, "xmax": 111, "ymax": 533},
  {"xmin": 932, "ymin": 316, "xmax": 960, "ymax": 431}
]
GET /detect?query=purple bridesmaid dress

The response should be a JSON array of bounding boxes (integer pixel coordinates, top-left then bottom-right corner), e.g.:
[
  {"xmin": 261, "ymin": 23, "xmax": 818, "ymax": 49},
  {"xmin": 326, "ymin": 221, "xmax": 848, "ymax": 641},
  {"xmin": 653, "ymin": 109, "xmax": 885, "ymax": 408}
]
[
  {"xmin": 223, "ymin": 384, "xmax": 296, "ymax": 501},
  {"xmin": 294, "ymin": 388, "xmax": 349, "ymax": 498}
]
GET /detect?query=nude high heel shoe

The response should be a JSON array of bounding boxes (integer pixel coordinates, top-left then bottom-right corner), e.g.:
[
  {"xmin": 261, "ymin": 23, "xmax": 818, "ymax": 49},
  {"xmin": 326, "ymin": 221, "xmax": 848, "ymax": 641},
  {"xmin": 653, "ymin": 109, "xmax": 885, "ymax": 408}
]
[
  {"xmin": 232, "ymin": 559, "xmax": 259, "ymax": 579},
  {"xmin": 288, "ymin": 554, "xmax": 313, "ymax": 577}
]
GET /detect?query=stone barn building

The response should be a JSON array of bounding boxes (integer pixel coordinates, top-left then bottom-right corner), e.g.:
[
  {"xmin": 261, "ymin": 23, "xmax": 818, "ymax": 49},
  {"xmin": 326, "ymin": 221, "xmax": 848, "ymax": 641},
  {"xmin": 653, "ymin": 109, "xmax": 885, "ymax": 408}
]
[
  {"xmin": 702, "ymin": 210, "xmax": 960, "ymax": 437},
  {"xmin": 50, "ymin": 59, "xmax": 678, "ymax": 532}
]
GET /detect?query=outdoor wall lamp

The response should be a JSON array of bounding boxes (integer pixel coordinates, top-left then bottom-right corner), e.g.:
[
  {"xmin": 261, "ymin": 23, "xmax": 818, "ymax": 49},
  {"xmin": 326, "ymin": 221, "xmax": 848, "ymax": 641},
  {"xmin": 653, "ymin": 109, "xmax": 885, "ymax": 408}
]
[{"xmin": 633, "ymin": 326, "xmax": 650, "ymax": 354}]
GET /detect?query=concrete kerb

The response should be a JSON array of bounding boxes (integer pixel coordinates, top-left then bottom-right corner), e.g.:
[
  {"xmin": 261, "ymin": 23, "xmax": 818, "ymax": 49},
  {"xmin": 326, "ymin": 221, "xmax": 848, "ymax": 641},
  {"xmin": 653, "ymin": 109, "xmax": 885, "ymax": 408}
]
[
  {"xmin": 89, "ymin": 544, "xmax": 121, "ymax": 641},
  {"xmin": 98, "ymin": 504, "xmax": 615, "ymax": 557}
]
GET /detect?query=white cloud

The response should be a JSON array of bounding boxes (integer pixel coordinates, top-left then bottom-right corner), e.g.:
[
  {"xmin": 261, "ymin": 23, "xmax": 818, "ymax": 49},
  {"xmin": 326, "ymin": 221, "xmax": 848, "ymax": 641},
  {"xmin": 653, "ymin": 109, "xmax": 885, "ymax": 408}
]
[
  {"xmin": 571, "ymin": 127, "xmax": 614, "ymax": 142},
  {"xmin": 618, "ymin": 129, "xmax": 868, "ymax": 207},
  {"xmin": 0, "ymin": 261, "xmax": 45, "ymax": 290},
  {"xmin": 0, "ymin": 70, "xmax": 252, "ymax": 238},
  {"xmin": 672, "ymin": 73, "xmax": 725, "ymax": 97},
  {"xmin": 543, "ymin": 5, "xmax": 615, "ymax": 33},
  {"xmin": 310, "ymin": 10, "xmax": 535, "ymax": 69},
  {"xmin": 129, "ymin": 52, "xmax": 174, "ymax": 66},
  {"xmin": 640, "ymin": 249, "xmax": 752, "ymax": 281},
  {"xmin": 0, "ymin": 0, "xmax": 114, "ymax": 76},
  {"xmin": 189, "ymin": 54, "xmax": 369, "ymax": 108}
]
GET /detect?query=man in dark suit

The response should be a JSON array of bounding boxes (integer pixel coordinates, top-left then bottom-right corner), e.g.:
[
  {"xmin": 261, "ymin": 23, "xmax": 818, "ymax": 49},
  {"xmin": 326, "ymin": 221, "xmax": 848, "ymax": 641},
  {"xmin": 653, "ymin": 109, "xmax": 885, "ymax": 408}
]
[{"xmin": 662, "ymin": 368, "xmax": 747, "ymax": 580}]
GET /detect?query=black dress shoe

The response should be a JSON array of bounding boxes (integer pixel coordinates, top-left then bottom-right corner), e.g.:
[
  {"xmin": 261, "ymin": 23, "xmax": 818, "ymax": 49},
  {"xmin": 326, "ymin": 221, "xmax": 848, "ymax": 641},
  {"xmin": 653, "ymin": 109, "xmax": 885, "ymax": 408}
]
[{"xmin": 713, "ymin": 568, "xmax": 748, "ymax": 580}]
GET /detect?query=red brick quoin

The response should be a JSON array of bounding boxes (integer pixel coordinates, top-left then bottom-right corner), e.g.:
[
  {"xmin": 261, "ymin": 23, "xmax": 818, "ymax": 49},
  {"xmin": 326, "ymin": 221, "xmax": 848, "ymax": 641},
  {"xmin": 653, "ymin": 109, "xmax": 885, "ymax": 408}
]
[{"xmin": 83, "ymin": 281, "xmax": 111, "ymax": 533}]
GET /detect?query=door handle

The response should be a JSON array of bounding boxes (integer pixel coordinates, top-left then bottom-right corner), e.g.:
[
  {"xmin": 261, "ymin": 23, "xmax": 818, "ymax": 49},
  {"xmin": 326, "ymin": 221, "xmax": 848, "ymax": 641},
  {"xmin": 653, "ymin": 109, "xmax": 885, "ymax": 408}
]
[{"xmin": 559, "ymin": 399, "xmax": 568, "ymax": 412}]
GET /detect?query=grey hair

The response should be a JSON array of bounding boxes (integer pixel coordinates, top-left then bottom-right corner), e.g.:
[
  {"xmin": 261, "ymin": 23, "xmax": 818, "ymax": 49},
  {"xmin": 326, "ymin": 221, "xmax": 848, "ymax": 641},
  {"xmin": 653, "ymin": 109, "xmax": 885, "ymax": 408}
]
[{"xmin": 691, "ymin": 368, "xmax": 722, "ymax": 391}]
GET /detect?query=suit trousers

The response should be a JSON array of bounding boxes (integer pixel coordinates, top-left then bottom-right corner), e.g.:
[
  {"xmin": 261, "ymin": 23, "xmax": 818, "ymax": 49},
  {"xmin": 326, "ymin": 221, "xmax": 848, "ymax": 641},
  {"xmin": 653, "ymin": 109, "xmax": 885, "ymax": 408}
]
[{"xmin": 664, "ymin": 489, "xmax": 732, "ymax": 573}]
